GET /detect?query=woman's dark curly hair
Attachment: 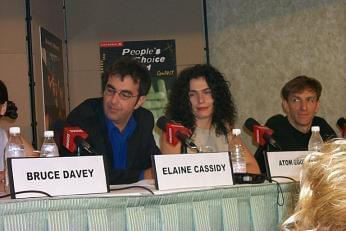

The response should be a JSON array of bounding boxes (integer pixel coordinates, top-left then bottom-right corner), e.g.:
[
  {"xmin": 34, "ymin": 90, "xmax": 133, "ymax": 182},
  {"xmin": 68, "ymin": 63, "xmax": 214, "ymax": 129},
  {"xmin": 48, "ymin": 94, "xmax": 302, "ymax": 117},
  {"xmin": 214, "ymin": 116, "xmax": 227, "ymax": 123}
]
[
  {"xmin": 0, "ymin": 80, "xmax": 18, "ymax": 119},
  {"xmin": 165, "ymin": 64, "xmax": 237, "ymax": 136}
]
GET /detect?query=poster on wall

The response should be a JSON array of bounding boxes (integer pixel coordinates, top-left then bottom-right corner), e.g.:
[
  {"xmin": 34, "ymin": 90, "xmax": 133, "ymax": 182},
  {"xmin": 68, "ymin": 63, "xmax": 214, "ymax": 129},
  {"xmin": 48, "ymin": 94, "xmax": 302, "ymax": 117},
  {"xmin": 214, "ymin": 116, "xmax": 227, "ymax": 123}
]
[
  {"xmin": 100, "ymin": 39, "xmax": 177, "ymax": 123},
  {"xmin": 39, "ymin": 26, "xmax": 66, "ymax": 131}
]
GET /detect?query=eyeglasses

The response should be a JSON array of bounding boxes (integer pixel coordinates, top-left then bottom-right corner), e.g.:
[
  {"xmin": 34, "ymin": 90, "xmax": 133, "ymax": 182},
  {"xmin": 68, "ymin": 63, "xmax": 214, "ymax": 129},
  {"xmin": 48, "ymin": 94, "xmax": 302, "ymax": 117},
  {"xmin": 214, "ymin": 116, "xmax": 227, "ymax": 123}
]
[{"xmin": 104, "ymin": 85, "xmax": 139, "ymax": 100}]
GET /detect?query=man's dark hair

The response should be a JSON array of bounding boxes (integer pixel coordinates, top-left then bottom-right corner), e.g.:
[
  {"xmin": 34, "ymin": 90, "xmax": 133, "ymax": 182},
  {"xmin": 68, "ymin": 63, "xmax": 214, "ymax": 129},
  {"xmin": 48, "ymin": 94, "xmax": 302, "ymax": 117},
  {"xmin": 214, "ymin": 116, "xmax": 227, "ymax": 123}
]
[
  {"xmin": 0, "ymin": 80, "xmax": 18, "ymax": 119},
  {"xmin": 165, "ymin": 64, "xmax": 237, "ymax": 136},
  {"xmin": 281, "ymin": 75, "xmax": 322, "ymax": 100},
  {"xmin": 102, "ymin": 56, "xmax": 151, "ymax": 96}
]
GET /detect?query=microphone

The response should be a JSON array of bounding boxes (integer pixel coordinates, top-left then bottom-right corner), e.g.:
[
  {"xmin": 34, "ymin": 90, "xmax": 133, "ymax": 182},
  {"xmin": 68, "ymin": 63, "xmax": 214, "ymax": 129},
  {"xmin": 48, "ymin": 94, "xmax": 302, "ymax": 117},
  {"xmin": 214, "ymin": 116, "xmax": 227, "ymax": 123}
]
[
  {"xmin": 63, "ymin": 127, "xmax": 99, "ymax": 155},
  {"xmin": 244, "ymin": 118, "xmax": 281, "ymax": 150},
  {"xmin": 337, "ymin": 117, "xmax": 346, "ymax": 138},
  {"xmin": 156, "ymin": 116, "xmax": 199, "ymax": 151}
]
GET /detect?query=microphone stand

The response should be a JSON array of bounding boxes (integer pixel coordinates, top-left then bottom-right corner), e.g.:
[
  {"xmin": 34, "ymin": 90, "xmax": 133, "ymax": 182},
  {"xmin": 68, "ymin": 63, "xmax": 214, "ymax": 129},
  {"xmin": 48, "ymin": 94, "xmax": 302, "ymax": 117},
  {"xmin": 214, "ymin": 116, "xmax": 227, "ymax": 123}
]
[
  {"xmin": 181, "ymin": 144, "xmax": 187, "ymax": 154},
  {"xmin": 262, "ymin": 139, "xmax": 282, "ymax": 183},
  {"xmin": 263, "ymin": 143, "xmax": 272, "ymax": 182}
]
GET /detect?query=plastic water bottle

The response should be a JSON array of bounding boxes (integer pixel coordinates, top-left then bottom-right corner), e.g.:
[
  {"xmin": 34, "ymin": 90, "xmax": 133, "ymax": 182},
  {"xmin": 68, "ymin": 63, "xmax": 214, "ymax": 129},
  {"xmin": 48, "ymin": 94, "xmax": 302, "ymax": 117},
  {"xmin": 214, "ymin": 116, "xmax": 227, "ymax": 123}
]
[
  {"xmin": 229, "ymin": 129, "xmax": 246, "ymax": 173},
  {"xmin": 4, "ymin": 127, "xmax": 25, "ymax": 193},
  {"xmin": 308, "ymin": 126, "xmax": 323, "ymax": 152},
  {"xmin": 40, "ymin": 131, "xmax": 59, "ymax": 157}
]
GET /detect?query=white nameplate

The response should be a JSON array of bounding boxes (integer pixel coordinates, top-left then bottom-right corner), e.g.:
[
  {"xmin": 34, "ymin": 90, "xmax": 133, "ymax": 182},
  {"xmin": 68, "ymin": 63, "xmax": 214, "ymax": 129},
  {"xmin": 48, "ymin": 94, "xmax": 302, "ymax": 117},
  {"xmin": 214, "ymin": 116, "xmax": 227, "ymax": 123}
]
[
  {"xmin": 152, "ymin": 152, "xmax": 233, "ymax": 190},
  {"xmin": 266, "ymin": 151, "xmax": 310, "ymax": 183},
  {"xmin": 8, "ymin": 156, "xmax": 109, "ymax": 198}
]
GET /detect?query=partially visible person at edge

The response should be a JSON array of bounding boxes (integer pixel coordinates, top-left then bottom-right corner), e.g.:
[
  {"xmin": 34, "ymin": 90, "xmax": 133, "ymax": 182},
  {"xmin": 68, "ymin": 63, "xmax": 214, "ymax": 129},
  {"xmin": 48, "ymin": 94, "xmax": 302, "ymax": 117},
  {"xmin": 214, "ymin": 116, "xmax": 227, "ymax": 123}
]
[
  {"xmin": 281, "ymin": 139, "xmax": 346, "ymax": 230},
  {"xmin": 160, "ymin": 64, "xmax": 260, "ymax": 174},
  {"xmin": 255, "ymin": 76, "xmax": 336, "ymax": 173},
  {"xmin": 61, "ymin": 57, "xmax": 161, "ymax": 184},
  {"xmin": 1, "ymin": 80, "xmax": 35, "ymax": 188}
]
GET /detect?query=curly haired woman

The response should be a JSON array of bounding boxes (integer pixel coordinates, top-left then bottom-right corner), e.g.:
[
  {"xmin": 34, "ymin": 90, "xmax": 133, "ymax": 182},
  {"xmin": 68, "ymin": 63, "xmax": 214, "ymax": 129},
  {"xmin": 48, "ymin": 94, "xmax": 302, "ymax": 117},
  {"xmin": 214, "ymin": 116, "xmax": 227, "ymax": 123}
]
[{"xmin": 160, "ymin": 64, "xmax": 259, "ymax": 174}]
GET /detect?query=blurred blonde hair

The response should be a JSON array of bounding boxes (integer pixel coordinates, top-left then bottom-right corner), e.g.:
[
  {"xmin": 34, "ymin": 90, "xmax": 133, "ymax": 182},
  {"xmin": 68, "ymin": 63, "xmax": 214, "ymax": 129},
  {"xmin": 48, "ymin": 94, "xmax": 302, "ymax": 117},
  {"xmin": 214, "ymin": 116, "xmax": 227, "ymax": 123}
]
[{"xmin": 281, "ymin": 139, "xmax": 346, "ymax": 230}]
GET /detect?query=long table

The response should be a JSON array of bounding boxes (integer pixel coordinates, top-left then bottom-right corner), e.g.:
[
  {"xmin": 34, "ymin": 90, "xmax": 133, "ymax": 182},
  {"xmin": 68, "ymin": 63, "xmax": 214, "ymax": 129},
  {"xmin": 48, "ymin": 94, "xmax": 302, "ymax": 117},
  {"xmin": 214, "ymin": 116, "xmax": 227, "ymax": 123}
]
[{"xmin": 0, "ymin": 182, "xmax": 298, "ymax": 231}]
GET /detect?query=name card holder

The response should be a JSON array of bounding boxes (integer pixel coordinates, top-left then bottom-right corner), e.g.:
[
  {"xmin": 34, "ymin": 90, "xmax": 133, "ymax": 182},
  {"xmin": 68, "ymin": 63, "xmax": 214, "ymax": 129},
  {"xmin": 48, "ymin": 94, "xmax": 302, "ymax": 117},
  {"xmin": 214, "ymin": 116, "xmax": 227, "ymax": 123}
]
[
  {"xmin": 152, "ymin": 152, "xmax": 233, "ymax": 190},
  {"xmin": 8, "ymin": 155, "xmax": 109, "ymax": 199},
  {"xmin": 265, "ymin": 151, "xmax": 310, "ymax": 183}
]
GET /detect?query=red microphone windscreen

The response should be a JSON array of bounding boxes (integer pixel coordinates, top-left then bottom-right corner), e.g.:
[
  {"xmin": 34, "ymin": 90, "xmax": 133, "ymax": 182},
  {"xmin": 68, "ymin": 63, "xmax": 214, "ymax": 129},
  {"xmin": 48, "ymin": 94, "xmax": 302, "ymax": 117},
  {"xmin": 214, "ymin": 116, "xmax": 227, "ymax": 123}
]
[
  {"xmin": 253, "ymin": 125, "xmax": 273, "ymax": 146},
  {"xmin": 63, "ymin": 127, "xmax": 88, "ymax": 153},
  {"xmin": 166, "ymin": 123, "xmax": 191, "ymax": 145}
]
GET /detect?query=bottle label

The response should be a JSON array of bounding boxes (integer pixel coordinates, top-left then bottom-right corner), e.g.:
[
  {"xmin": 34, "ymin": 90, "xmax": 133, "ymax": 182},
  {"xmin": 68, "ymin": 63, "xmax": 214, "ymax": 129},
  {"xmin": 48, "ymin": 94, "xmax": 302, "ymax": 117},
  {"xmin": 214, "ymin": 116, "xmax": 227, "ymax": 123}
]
[{"xmin": 40, "ymin": 144, "xmax": 59, "ymax": 157}]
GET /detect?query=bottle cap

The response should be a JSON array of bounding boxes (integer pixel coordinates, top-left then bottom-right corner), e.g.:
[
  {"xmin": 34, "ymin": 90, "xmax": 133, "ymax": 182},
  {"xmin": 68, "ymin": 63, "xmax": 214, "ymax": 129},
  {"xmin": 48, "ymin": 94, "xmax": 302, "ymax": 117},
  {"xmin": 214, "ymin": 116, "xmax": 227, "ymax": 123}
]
[
  {"xmin": 9, "ymin": 127, "xmax": 20, "ymax": 134},
  {"xmin": 311, "ymin": 126, "xmax": 320, "ymax": 132},
  {"xmin": 44, "ymin": 130, "xmax": 54, "ymax": 137},
  {"xmin": 232, "ymin": 128, "xmax": 241, "ymax": 136}
]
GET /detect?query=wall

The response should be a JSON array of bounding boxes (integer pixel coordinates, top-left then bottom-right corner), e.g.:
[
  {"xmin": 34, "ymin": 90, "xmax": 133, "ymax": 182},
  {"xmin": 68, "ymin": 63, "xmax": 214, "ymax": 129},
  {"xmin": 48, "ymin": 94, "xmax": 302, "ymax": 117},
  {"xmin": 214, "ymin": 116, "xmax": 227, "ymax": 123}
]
[
  {"xmin": 0, "ymin": 0, "xmax": 65, "ymax": 148},
  {"xmin": 207, "ymin": 0, "xmax": 346, "ymax": 150},
  {"xmin": 65, "ymin": 0, "xmax": 206, "ymax": 109},
  {"xmin": 0, "ymin": 0, "xmax": 32, "ymax": 142}
]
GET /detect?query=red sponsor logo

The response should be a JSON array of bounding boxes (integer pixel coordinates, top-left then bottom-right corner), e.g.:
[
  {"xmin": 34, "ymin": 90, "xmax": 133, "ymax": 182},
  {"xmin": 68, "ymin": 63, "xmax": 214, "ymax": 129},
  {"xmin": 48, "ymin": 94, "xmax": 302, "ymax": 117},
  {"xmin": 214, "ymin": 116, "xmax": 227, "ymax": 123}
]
[{"xmin": 100, "ymin": 41, "xmax": 124, "ymax": 47}]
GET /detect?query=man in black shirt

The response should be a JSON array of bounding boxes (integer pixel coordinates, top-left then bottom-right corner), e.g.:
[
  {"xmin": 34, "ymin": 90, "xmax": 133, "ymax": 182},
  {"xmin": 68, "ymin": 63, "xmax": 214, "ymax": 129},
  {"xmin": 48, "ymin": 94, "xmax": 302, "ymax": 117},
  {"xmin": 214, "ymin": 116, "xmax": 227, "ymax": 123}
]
[
  {"xmin": 255, "ymin": 76, "xmax": 337, "ymax": 173},
  {"xmin": 62, "ymin": 57, "xmax": 161, "ymax": 184}
]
